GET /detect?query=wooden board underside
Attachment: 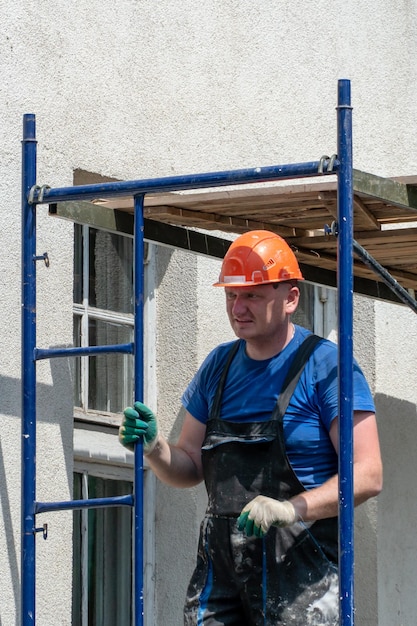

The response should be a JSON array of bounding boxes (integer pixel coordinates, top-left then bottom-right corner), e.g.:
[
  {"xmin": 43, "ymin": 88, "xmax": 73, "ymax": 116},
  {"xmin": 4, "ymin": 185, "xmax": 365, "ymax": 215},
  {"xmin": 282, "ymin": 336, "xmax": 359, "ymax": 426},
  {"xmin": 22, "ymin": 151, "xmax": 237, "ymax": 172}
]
[{"xmin": 88, "ymin": 171, "xmax": 417, "ymax": 292}]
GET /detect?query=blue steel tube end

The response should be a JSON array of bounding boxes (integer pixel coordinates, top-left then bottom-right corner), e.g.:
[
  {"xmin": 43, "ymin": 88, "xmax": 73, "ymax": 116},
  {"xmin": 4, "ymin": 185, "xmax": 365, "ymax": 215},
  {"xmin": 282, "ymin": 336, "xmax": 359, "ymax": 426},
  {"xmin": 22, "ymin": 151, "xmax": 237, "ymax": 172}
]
[
  {"xmin": 23, "ymin": 115, "xmax": 36, "ymax": 141},
  {"xmin": 338, "ymin": 80, "xmax": 351, "ymax": 108}
]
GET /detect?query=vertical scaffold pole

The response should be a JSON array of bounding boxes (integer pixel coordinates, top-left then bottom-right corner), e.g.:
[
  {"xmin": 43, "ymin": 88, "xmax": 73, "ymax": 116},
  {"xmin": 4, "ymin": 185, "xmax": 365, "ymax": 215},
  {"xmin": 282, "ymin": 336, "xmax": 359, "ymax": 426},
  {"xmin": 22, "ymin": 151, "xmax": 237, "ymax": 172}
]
[
  {"xmin": 21, "ymin": 113, "xmax": 37, "ymax": 624},
  {"xmin": 336, "ymin": 79, "xmax": 355, "ymax": 625},
  {"xmin": 133, "ymin": 194, "xmax": 145, "ymax": 625}
]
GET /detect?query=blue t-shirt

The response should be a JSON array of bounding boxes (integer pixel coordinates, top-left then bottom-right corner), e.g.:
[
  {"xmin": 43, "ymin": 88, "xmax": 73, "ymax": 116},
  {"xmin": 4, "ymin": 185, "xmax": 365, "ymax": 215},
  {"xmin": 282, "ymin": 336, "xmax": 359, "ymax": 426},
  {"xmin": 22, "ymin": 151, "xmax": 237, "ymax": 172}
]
[{"xmin": 181, "ymin": 325, "xmax": 375, "ymax": 490}]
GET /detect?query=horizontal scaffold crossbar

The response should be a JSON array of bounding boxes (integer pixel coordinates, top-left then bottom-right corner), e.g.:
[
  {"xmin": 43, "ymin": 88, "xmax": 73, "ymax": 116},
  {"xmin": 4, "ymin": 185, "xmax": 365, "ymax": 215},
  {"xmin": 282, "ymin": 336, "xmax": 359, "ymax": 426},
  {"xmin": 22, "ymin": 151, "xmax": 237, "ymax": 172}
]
[
  {"xmin": 34, "ymin": 343, "xmax": 134, "ymax": 360},
  {"xmin": 35, "ymin": 494, "xmax": 134, "ymax": 514},
  {"xmin": 28, "ymin": 159, "xmax": 339, "ymax": 204}
]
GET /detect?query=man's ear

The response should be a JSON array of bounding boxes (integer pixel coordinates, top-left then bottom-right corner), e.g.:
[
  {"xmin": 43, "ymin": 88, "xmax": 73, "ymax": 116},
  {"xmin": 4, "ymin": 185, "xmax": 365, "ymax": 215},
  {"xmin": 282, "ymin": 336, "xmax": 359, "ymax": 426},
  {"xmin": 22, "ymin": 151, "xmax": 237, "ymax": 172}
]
[{"xmin": 286, "ymin": 285, "xmax": 300, "ymax": 313}]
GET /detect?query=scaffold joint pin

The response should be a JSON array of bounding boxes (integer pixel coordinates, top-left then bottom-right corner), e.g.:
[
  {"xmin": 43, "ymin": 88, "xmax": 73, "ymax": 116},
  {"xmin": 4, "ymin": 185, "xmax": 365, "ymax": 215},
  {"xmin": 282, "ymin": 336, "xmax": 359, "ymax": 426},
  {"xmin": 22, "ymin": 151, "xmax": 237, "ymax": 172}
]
[
  {"xmin": 35, "ymin": 523, "xmax": 48, "ymax": 540},
  {"xmin": 33, "ymin": 252, "xmax": 50, "ymax": 267}
]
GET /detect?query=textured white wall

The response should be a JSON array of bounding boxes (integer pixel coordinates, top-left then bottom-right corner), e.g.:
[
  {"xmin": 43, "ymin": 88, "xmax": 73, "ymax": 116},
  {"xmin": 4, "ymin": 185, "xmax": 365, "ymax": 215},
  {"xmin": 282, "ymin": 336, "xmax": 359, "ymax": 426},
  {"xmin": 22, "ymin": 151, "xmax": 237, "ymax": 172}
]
[
  {"xmin": 374, "ymin": 301, "xmax": 417, "ymax": 625},
  {"xmin": 1, "ymin": 0, "xmax": 417, "ymax": 623}
]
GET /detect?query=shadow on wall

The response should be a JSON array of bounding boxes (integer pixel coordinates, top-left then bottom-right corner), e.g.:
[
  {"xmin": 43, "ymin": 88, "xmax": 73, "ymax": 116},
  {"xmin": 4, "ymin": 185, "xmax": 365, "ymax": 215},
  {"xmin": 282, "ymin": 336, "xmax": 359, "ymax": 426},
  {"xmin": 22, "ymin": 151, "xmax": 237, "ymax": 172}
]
[
  {"xmin": 355, "ymin": 495, "xmax": 379, "ymax": 623},
  {"xmin": 373, "ymin": 392, "xmax": 417, "ymax": 625},
  {"xmin": 0, "ymin": 353, "xmax": 74, "ymax": 626},
  {"xmin": 0, "ymin": 438, "xmax": 19, "ymax": 626}
]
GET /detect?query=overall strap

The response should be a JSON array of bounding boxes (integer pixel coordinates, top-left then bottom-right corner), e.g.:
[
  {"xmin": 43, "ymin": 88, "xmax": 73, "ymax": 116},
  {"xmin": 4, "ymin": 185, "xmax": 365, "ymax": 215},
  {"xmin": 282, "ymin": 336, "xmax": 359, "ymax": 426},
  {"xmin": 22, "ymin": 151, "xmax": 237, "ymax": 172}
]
[
  {"xmin": 275, "ymin": 334, "xmax": 323, "ymax": 420},
  {"xmin": 209, "ymin": 340, "xmax": 241, "ymax": 420}
]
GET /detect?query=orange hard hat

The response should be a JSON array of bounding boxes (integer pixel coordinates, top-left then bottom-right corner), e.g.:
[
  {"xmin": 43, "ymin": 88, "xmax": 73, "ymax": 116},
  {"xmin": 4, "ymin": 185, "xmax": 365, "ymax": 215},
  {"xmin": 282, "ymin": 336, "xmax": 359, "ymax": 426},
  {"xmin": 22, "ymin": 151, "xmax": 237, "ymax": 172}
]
[{"xmin": 213, "ymin": 230, "xmax": 303, "ymax": 287}]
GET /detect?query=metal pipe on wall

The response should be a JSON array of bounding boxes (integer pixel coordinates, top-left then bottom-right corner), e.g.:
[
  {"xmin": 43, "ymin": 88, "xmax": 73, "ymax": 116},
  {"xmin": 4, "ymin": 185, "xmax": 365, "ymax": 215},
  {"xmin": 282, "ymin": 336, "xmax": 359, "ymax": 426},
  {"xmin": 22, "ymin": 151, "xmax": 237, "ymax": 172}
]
[
  {"xmin": 337, "ymin": 78, "xmax": 355, "ymax": 626},
  {"xmin": 133, "ymin": 194, "xmax": 145, "ymax": 626},
  {"xmin": 21, "ymin": 113, "xmax": 38, "ymax": 625}
]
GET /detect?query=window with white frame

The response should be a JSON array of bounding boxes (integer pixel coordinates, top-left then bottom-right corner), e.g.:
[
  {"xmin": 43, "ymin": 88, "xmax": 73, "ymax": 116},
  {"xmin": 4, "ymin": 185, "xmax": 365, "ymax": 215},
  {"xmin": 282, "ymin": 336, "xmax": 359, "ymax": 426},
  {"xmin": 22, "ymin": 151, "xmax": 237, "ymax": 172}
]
[
  {"xmin": 294, "ymin": 281, "xmax": 337, "ymax": 340},
  {"xmin": 72, "ymin": 223, "xmax": 156, "ymax": 626},
  {"xmin": 293, "ymin": 281, "xmax": 314, "ymax": 331},
  {"xmin": 73, "ymin": 224, "xmax": 134, "ymax": 417},
  {"xmin": 72, "ymin": 471, "xmax": 133, "ymax": 626},
  {"xmin": 72, "ymin": 426, "xmax": 156, "ymax": 626}
]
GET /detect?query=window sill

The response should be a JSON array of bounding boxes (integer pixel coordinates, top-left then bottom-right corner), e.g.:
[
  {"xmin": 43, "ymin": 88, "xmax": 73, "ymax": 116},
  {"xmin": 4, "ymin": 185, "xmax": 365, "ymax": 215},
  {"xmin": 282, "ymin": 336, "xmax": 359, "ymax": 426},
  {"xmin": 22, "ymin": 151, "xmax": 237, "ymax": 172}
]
[{"xmin": 74, "ymin": 406, "xmax": 122, "ymax": 428}]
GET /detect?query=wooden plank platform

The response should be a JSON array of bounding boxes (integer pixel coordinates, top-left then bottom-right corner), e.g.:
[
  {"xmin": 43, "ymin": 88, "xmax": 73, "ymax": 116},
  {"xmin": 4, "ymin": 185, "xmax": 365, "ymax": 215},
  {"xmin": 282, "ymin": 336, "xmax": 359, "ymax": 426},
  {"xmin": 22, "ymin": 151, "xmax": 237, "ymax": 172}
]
[{"xmin": 51, "ymin": 169, "xmax": 417, "ymax": 298}]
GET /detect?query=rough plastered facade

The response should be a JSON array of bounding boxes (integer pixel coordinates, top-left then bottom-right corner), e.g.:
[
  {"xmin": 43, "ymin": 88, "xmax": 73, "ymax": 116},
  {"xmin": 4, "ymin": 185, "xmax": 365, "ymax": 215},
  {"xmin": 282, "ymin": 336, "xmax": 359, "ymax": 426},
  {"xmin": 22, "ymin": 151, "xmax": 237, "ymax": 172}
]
[{"xmin": 1, "ymin": 1, "xmax": 417, "ymax": 625}]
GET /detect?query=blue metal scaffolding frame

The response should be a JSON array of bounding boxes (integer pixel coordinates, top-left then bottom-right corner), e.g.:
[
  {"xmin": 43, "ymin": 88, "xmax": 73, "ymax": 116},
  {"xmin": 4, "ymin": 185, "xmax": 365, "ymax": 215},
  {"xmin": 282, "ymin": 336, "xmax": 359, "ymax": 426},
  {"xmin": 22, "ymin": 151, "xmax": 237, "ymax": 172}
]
[{"xmin": 21, "ymin": 79, "xmax": 354, "ymax": 625}]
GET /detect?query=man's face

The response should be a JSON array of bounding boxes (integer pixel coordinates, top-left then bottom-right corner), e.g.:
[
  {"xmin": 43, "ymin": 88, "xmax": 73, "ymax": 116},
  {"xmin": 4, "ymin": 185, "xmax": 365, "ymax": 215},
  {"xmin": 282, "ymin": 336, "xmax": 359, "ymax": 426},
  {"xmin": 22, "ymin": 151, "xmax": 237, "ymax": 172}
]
[{"xmin": 224, "ymin": 282, "xmax": 299, "ymax": 345}]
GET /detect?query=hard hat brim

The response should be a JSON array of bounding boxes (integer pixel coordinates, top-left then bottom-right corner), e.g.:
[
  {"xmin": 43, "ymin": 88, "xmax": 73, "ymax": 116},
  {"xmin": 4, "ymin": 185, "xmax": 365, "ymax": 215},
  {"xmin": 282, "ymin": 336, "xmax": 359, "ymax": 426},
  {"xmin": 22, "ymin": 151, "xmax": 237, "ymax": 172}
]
[{"xmin": 213, "ymin": 277, "xmax": 304, "ymax": 288}]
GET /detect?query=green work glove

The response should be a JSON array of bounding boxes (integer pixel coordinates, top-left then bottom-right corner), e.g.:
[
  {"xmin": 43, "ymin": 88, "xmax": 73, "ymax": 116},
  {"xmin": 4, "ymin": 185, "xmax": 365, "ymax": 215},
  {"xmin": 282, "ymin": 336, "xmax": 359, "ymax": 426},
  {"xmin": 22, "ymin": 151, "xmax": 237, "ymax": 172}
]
[
  {"xmin": 119, "ymin": 401, "xmax": 159, "ymax": 454},
  {"xmin": 237, "ymin": 495, "xmax": 298, "ymax": 538}
]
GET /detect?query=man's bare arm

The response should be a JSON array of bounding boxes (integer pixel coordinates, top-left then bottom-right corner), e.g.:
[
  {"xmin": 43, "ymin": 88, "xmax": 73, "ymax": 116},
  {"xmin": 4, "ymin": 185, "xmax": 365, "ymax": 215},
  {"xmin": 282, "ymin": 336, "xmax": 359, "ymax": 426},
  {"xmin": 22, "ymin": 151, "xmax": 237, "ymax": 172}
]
[
  {"xmin": 145, "ymin": 411, "xmax": 206, "ymax": 488},
  {"xmin": 290, "ymin": 411, "xmax": 383, "ymax": 521}
]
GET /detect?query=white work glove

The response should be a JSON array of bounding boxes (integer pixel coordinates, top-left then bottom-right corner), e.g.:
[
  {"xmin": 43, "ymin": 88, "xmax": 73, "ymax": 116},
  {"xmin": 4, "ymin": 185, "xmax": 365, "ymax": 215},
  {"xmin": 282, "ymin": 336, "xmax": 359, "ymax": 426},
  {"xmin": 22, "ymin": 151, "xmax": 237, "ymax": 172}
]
[{"xmin": 237, "ymin": 495, "xmax": 298, "ymax": 537}]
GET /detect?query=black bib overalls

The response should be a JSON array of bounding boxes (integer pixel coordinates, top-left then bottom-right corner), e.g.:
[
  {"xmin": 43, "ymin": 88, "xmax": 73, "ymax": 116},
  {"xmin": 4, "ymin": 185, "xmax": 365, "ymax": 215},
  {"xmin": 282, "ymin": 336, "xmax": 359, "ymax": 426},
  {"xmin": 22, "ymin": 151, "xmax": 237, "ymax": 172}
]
[{"xmin": 184, "ymin": 337, "xmax": 339, "ymax": 625}]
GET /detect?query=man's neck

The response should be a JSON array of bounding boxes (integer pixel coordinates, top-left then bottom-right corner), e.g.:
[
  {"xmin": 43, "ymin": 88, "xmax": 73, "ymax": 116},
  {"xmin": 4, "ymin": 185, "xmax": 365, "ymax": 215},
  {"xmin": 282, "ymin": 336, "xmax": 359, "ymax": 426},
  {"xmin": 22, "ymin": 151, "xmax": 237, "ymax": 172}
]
[{"xmin": 245, "ymin": 323, "xmax": 295, "ymax": 361}]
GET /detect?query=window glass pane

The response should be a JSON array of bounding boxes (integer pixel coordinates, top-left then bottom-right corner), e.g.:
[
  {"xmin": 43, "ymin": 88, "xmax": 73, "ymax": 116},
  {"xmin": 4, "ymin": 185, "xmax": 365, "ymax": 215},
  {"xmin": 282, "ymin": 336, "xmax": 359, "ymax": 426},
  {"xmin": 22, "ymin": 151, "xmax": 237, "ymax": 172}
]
[
  {"xmin": 72, "ymin": 474, "xmax": 133, "ymax": 626},
  {"xmin": 72, "ymin": 475, "xmax": 82, "ymax": 625},
  {"xmin": 89, "ymin": 229, "xmax": 133, "ymax": 315},
  {"xmin": 88, "ymin": 320, "xmax": 133, "ymax": 412},
  {"xmin": 73, "ymin": 224, "xmax": 83, "ymax": 304},
  {"xmin": 293, "ymin": 281, "xmax": 314, "ymax": 331},
  {"xmin": 73, "ymin": 314, "xmax": 82, "ymax": 407}
]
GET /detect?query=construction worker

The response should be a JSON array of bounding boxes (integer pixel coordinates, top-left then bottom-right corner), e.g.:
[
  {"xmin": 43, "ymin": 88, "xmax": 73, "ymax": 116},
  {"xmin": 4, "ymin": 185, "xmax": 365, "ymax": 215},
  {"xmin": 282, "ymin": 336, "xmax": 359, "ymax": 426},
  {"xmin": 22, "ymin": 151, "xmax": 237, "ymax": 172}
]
[{"xmin": 119, "ymin": 230, "xmax": 383, "ymax": 625}]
